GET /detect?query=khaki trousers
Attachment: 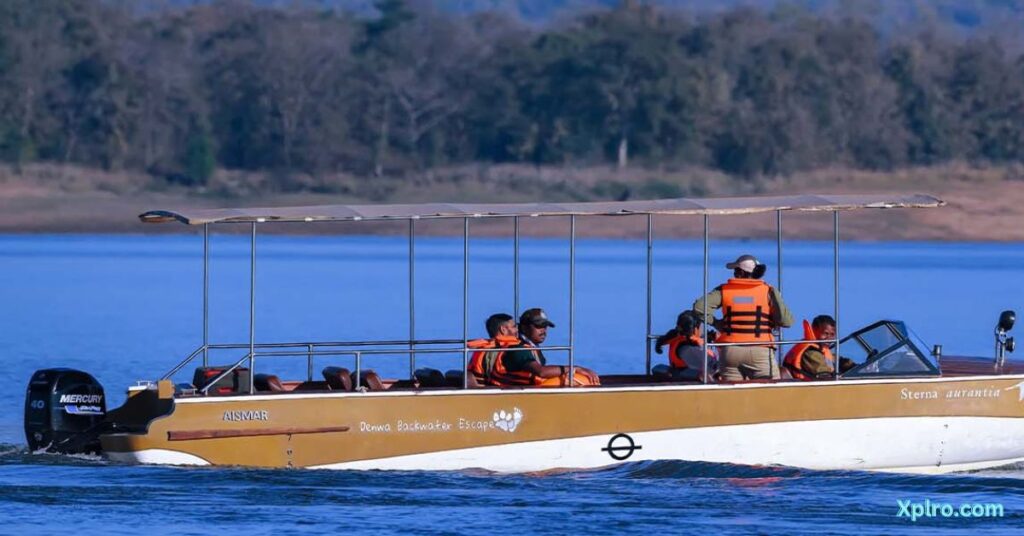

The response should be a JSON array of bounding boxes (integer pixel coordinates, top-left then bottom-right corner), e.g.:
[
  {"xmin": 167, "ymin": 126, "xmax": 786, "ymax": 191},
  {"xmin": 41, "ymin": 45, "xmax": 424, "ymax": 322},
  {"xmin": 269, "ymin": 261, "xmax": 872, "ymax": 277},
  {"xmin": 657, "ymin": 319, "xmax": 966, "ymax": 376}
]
[{"xmin": 719, "ymin": 345, "xmax": 779, "ymax": 381}]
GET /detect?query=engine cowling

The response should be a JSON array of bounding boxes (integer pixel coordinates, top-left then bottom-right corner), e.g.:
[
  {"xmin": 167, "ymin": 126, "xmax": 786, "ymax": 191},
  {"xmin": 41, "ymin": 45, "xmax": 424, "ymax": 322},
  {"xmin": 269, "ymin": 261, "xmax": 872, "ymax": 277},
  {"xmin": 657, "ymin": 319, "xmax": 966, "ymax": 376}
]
[{"xmin": 24, "ymin": 368, "xmax": 106, "ymax": 454}]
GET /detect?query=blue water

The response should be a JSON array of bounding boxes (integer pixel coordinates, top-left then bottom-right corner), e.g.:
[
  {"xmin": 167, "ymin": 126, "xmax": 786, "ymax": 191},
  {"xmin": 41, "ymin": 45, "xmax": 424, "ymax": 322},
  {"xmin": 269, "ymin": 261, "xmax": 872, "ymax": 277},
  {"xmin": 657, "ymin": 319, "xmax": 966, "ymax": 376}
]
[{"xmin": 2, "ymin": 234, "xmax": 1024, "ymax": 533}]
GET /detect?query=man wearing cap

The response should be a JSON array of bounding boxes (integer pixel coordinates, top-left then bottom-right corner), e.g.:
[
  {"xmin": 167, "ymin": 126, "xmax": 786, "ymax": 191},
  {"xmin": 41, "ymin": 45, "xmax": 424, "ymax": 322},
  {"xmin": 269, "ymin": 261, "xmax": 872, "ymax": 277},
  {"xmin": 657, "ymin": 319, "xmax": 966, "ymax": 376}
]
[
  {"xmin": 692, "ymin": 254, "xmax": 793, "ymax": 381},
  {"xmin": 491, "ymin": 308, "xmax": 599, "ymax": 385},
  {"xmin": 518, "ymin": 308, "xmax": 555, "ymax": 362}
]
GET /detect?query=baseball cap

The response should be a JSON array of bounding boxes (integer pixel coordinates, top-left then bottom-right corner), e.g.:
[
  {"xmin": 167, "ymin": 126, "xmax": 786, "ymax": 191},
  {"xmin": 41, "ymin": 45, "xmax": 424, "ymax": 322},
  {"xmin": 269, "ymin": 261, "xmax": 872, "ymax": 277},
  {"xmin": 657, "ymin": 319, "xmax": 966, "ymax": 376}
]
[
  {"xmin": 726, "ymin": 254, "xmax": 762, "ymax": 274},
  {"xmin": 520, "ymin": 308, "xmax": 555, "ymax": 328}
]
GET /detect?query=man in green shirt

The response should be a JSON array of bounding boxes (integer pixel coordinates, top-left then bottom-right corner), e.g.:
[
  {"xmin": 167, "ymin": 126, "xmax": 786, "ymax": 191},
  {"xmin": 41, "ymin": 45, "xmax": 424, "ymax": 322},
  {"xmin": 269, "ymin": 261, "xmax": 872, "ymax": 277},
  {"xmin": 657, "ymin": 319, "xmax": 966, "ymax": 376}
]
[
  {"xmin": 800, "ymin": 315, "xmax": 837, "ymax": 377},
  {"xmin": 498, "ymin": 308, "xmax": 600, "ymax": 385},
  {"xmin": 792, "ymin": 315, "xmax": 857, "ymax": 378}
]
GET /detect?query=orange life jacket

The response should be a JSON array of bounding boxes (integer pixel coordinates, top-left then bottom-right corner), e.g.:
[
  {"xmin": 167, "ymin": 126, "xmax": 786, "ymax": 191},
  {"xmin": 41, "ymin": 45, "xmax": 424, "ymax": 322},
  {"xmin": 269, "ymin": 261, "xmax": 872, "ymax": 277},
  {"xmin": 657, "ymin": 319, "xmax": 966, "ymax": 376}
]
[
  {"xmin": 467, "ymin": 335, "xmax": 520, "ymax": 382},
  {"xmin": 488, "ymin": 345, "xmax": 541, "ymax": 386},
  {"xmin": 783, "ymin": 319, "xmax": 834, "ymax": 381},
  {"xmin": 490, "ymin": 356, "xmax": 599, "ymax": 387},
  {"xmin": 533, "ymin": 370, "xmax": 599, "ymax": 387},
  {"xmin": 717, "ymin": 278, "xmax": 775, "ymax": 344},
  {"xmin": 664, "ymin": 333, "xmax": 714, "ymax": 369}
]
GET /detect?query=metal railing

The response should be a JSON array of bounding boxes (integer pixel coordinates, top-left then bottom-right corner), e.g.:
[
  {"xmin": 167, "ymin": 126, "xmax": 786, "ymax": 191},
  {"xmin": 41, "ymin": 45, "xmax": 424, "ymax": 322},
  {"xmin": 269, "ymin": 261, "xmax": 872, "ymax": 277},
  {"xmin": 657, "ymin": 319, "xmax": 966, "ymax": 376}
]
[
  {"xmin": 183, "ymin": 204, "xmax": 850, "ymax": 396},
  {"xmin": 163, "ymin": 338, "xmax": 464, "ymax": 383},
  {"xmin": 645, "ymin": 334, "xmax": 840, "ymax": 348},
  {"xmin": 166, "ymin": 337, "xmax": 574, "ymax": 395}
]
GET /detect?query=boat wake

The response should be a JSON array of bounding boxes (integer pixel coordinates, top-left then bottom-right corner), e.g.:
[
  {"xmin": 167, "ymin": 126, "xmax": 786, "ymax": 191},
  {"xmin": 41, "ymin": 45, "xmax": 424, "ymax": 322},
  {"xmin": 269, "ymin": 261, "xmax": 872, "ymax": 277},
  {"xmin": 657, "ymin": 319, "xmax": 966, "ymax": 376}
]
[
  {"xmin": 2, "ymin": 442, "xmax": 1024, "ymax": 488},
  {"xmin": 594, "ymin": 459, "xmax": 805, "ymax": 480},
  {"xmin": 580, "ymin": 459, "xmax": 1024, "ymax": 489},
  {"xmin": 0, "ymin": 442, "xmax": 107, "ymax": 466}
]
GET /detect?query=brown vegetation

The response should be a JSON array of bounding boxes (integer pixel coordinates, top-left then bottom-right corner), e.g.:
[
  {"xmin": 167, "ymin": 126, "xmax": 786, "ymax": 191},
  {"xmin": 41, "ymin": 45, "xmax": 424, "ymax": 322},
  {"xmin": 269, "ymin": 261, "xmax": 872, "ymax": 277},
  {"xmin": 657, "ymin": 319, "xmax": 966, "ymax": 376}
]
[{"xmin": 1, "ymin": 163, "xmax": 1021, "ymax": 241}]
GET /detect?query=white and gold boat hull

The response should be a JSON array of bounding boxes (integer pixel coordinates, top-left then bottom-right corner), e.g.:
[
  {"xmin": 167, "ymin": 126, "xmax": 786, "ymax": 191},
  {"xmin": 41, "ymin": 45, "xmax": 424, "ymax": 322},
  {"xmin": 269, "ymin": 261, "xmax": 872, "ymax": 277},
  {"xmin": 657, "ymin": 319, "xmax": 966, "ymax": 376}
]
[{"xmin": 102, "ymin": 375, "xmax": 1024, "ymax": 474}]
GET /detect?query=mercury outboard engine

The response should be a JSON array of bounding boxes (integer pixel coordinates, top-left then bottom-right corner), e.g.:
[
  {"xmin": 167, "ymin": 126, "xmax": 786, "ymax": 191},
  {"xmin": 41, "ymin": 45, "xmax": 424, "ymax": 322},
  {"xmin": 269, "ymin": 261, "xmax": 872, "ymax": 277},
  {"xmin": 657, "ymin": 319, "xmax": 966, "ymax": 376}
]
[{"xmin": 24, "ymin": 368, "xmax": 107, "ymax": 454}]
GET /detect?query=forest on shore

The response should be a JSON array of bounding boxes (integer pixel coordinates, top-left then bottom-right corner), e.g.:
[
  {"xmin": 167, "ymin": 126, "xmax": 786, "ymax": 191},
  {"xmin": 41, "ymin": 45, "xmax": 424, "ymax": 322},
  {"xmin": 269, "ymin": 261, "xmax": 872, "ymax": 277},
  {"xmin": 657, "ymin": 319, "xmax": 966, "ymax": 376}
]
[{"xmin": 4, "ymin": 0, "xmax": 1024, "ymax": 195}]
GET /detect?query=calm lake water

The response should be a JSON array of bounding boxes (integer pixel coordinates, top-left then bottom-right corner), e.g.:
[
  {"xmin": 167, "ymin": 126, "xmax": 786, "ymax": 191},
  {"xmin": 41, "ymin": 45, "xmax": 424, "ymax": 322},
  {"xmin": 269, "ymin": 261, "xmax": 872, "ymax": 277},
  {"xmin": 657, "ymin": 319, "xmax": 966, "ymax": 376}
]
[{"xmin": 2, "ymin": 234, "xmax": 1023, "ymax": 534}]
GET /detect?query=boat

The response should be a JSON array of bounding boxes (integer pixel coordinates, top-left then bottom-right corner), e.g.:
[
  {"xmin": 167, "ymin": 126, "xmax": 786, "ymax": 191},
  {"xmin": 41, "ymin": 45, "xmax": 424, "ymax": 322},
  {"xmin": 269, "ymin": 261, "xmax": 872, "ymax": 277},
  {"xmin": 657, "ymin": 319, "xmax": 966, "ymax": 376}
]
[{"xmin": 23, "ymin": 193, "xmax": 1024, "ymax": 474}]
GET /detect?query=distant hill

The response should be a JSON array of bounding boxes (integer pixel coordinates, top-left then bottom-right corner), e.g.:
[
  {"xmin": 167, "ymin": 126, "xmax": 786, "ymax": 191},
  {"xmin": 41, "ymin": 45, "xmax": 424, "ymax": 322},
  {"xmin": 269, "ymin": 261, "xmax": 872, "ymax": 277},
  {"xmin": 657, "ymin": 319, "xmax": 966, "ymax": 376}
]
[
  {"xmin": 157, "ymin": 0, "xmax": 1024, "ymax": 47},
  {"xmin": 436, "ymin": 0, "xmax": 1024, "ymax": 45}
]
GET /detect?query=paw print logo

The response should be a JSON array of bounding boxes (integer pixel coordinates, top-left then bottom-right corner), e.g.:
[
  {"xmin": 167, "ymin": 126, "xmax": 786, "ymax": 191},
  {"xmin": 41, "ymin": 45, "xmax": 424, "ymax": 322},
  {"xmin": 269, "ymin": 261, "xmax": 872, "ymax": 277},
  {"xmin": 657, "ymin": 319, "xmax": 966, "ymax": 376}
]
[{"xmin": 492, "ymin": 407, "xmax": 523, "ymax": 433}]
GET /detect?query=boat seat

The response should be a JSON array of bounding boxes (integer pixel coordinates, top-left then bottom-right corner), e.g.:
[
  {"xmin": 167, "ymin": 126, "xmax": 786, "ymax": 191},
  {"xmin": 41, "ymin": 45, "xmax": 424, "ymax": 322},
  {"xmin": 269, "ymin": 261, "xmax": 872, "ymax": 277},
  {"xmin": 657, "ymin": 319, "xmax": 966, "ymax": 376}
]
[
  {"xmin": 351, "ymin": 370, "xmax": 385, "ymax": 391},
  {"xmin": 389, "ymin": 379, "xmax": 418, "ymax": 390},
  {"xmin": 254, "ymin": 373, "xmax": 285, "ymax": 392},
  {"xmin": 651, "ymin": 364, "xmax": 674, "ymax": 381},
  {"xmin": 414, "ymin": 368, "xmax": 446, "ymax": 388},
  {"xmin": 193, "ymin": 366, "xmax": 251, "ymax": 395},
  {"xmin": 292, "ymin": 380, "xmax": 329, "ymax": 392},
  {"xmin": 445, "ymin": 370, "xmax": 480, "ymax": 388},
  {"xmin": 650, "ymin": 364, "xmax": 704, "ymax": 383},
  {"xmin": 322, "ymin": 366, "xmax": 353, "ymax": 391}
]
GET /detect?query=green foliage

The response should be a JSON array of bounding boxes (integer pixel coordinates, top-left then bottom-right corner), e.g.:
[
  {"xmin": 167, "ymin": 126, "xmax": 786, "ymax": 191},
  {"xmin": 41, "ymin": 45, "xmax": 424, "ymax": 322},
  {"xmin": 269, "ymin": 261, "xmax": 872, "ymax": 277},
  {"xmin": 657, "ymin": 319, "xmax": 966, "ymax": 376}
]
[
  {"xmin": 185, "ymin": 124, "xmax": 216, "ymax": 186},
  {"xmin": 0, "ymin": 1, "xmax": 1023, "ymax": 189},
  {"xmin": 0, "ymin": 125, "xmax": 36, "ymax": 165},
  {"xmin": 364, "ymin": 0, "xmax": 415, "ymax": 46}
]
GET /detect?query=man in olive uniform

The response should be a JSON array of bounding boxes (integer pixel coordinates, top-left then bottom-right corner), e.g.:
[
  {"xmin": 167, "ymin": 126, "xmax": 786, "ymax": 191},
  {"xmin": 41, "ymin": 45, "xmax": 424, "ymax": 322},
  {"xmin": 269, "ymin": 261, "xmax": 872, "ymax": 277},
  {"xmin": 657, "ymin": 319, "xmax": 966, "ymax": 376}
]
[
  {"xmin": 793, "ymin": 315, "xmax": 857, "ymax": 378},
  {"xmin": 693, "ymin": 254, "xmax": 793, "ymax": 381}
]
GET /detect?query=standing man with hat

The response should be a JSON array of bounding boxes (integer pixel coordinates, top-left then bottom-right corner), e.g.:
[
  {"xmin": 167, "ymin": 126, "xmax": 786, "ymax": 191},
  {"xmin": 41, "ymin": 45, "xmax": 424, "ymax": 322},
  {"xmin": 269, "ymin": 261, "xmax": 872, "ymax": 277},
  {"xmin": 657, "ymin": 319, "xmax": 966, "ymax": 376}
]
[{"xmin": 692, "ymin": 254, "xmax": 793, "ymax": 381}]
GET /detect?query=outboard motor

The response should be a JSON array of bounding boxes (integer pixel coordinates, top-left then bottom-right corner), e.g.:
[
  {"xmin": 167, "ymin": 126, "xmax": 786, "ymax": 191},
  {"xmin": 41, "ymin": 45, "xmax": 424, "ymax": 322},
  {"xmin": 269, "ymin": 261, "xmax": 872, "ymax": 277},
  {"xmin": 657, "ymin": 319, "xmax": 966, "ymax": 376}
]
[{"xmin": 24, "ymin": 368, "xmax": 106, "ymax": 454}]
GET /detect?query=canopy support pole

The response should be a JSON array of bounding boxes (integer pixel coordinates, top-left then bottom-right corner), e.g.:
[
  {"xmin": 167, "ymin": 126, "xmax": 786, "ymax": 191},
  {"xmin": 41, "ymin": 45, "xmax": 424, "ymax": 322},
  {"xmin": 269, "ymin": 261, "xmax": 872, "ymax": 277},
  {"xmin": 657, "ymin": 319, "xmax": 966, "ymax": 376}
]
[
  {"xmin": 702, "ymin": 215, "xmax": 710, "ymax": 385},
  {"xmin": 203, "ymin": 223, "xmax": 209, "ymax": 368},
  {"xmin": 514, "ymin": 216, "xmax": 520, "ymax": 317},
  {"xmin": 408, "ymin": 219, "xmax": 416, "ymax": 379},
  {"xmin": 568, "ymin": 215, "xmax": 576, "ymax": 386},
  {"xmin": 834, "ymin": 211, "xmax": 841, "ymax": 381},
  {"xmin": 645, "ymin": 214, "xmax": 653, "ymax": 376},
  {"xmin": 776, "ymin": 210, "xmax": 784, "ymax": 365},
  {"xmin": 462, "ymin": 218, "xmax": 470, "ymax": 389},
  {"xmin": 776, "ymin": 211, "xmax": 783, "ymax": 293},
  {"xmin": 248, "ymin": 222, "xmax": 257, "ymax": 395}
]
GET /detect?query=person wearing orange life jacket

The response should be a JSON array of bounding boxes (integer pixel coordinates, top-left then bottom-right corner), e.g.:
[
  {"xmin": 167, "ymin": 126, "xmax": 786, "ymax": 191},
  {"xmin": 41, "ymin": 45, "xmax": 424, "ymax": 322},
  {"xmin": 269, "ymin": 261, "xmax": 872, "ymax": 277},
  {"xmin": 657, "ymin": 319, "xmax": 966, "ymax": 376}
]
[
  {"xmin": 466, "ymin": 313, "xmax": 521, "ymax": 385},
  {"xmin": 784, "ymin": 315, "xmax": 856, "ymax": 380},
  {"xmin": 487, "ymin": 308, "xmax": 600, "ymax": 387},
  {"xmin": 653, "ymin": 310, "xmax": 718, "ymax": 382},
  {"xmin": 692, "ymin": 254, "xmax": 793, "ymax": 381}
]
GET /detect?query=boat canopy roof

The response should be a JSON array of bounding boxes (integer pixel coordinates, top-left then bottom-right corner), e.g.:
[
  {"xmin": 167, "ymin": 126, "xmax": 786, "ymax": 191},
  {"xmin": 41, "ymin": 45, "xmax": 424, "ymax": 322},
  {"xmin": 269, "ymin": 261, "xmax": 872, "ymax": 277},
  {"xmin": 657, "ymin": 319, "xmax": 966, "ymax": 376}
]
[{"xmin": 139, "ymin": 193, "xmax": 943, "ymax": 225}]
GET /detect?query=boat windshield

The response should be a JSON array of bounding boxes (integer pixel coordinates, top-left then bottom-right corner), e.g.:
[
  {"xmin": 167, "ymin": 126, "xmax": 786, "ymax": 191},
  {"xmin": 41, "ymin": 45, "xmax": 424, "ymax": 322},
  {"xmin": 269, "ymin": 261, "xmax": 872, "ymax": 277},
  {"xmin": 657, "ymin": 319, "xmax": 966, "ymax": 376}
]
[{"xmin": 838, "ymin": 321, "xmax": 940, "ymax": 378}]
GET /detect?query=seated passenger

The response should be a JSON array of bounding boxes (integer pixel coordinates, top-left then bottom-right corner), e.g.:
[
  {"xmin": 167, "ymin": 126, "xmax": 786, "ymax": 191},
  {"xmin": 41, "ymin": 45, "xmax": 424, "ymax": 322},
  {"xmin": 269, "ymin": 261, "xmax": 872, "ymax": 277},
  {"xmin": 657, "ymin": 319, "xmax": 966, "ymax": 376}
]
[
  {"xmin": 654, "ymin": 310, "xmax": 718, "ymax": 382},
  {"xmin": 467, "ymin": 313, "xmax": 522, "ymax": 384},
  {"xmin": 517, "ymin": 308, "xmax": 554, "ymax": 360},
  {"xmin": 783, "ymin": 315, "xmax": 855, "ymax": 380},
  {"xmin": 487, "ymin": 308, "xmax": 599, "ymax": 387}
]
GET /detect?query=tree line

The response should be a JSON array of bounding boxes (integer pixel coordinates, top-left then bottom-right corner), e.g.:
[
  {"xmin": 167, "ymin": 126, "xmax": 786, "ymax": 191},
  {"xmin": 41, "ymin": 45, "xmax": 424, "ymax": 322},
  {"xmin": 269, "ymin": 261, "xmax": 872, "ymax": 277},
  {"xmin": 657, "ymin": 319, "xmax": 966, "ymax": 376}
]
[{"xmin": 2, "ymin": 0, "xmax": 1024, "ymax": 188}]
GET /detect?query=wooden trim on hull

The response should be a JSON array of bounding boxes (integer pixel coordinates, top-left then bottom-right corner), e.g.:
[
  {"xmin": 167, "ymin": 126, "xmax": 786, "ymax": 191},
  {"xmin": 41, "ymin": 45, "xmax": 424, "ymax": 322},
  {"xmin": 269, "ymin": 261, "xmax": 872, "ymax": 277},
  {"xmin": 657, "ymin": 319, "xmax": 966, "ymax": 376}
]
[{"xmin": 168, "ymin": 425, "xmax": 350, "ymax": 441}]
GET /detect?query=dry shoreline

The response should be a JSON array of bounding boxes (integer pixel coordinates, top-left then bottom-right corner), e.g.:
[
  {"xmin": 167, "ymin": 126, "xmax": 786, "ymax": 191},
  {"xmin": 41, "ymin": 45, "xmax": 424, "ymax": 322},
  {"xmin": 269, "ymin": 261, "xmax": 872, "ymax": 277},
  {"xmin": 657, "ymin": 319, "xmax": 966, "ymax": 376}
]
[{"xmin": 2, "ymin": 164, "xmax": 1022, "ymax": 241}]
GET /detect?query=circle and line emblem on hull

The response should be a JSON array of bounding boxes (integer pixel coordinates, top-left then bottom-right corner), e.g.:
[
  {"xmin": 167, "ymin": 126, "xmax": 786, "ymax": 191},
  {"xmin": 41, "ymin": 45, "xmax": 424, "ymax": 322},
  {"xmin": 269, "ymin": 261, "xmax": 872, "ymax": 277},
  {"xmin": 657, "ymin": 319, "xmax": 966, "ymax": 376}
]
[{"xmin": 602, "ymin": 433, "xmax": 643, "ymax": 461}]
